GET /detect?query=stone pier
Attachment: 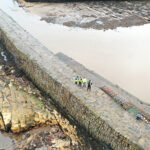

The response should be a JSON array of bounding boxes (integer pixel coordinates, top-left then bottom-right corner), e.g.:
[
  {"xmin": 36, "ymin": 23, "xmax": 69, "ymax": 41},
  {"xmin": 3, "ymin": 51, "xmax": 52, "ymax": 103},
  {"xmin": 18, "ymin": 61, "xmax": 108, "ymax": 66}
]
[{"xmin": 0, "ymin": 9, "xmax": 150, "ymax": 150}]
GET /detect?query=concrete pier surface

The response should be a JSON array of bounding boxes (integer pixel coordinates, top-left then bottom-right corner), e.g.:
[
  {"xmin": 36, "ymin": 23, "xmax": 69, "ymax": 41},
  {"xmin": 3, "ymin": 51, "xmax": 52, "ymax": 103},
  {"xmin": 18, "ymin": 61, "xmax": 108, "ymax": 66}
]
[{"xmin": 0, "ymin": 9, "xmax": 150, "ymax": 150}]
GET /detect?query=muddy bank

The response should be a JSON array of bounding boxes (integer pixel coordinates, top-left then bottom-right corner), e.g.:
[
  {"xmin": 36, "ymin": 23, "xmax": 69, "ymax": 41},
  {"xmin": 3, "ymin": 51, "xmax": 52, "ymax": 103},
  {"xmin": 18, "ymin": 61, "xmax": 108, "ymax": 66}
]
[{"xmin": 18, "ymin": 0, "xmax": 150, "ymax": 30}]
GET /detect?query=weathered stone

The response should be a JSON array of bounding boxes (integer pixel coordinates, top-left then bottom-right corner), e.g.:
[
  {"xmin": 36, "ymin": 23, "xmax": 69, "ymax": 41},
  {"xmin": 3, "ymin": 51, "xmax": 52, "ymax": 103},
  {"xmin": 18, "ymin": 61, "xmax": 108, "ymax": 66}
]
[
  {"xmin": 0, "ymin": 113, "xmax": 5, "ymax": 130},
  {"xmin": 138, "ymin": 138, "xmax": 146, "ymax": 147},
  {"xmin": 0, "ymin": 70, "xmax": 59, "ymax": 133},
  {"xmin": 2, "ymin": 106, "xmax": 12, "ymax": 130}
]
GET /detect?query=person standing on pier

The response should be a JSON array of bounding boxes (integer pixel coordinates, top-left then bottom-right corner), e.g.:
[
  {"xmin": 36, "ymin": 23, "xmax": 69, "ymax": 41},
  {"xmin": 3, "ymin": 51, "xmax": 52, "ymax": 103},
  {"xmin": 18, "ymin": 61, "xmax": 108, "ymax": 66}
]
[
  {"xmin": 83, "ymin": 77, "xmax": 87, "ymax": 87},
  {"xmin": 75, "ymin": 76, "xmax": 79, "ymax": 85},
  {"xmin": 87, "ymin": 80, "xmax": 92, "ymax": 91},
  {"xmin": 79, "ymin": 77, "xmax": 82, "ymax": 87}
]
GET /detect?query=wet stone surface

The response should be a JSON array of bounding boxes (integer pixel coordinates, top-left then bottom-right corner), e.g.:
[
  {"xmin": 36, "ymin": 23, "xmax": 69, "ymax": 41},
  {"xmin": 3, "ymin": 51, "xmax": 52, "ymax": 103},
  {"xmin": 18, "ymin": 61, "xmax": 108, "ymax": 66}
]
[{"xmin": 0, "ymin": 46, "xmax": 111, "ymax": 150}]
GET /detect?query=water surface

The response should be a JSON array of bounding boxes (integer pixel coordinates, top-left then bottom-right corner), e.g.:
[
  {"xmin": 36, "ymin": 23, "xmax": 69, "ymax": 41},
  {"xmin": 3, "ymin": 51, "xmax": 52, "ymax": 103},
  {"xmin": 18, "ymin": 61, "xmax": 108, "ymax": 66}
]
[
  {"xmin": 0, "ymin": 132, "xmax": 14, "ymax": 149},
  {"xmin": 0, "ymin": 0, "xmax": 150, "ymax": 103}
]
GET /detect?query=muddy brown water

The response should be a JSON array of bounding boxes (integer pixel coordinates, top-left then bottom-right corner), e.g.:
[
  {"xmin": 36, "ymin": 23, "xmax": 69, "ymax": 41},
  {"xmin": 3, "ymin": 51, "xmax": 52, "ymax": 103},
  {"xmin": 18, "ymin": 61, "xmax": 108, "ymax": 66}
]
[{"xmin": 0, "ymin": 0, "xmax": 150, "ymax": 104}]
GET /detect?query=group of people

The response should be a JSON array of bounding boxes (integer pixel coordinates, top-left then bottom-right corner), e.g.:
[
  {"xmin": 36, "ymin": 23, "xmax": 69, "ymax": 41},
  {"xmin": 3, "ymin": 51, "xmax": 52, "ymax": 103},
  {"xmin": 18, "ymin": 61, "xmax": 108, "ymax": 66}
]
[{"xmin": 75, "ymin": 76, "xmax": 92, "ymax": 91}]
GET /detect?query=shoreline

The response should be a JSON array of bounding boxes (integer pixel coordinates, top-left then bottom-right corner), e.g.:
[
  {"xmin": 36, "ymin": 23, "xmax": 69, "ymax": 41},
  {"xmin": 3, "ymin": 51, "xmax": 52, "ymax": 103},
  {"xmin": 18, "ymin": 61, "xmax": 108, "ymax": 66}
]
[{"xmin": 18, "ymin": 0, "xmax": 150, "ymax": 30}]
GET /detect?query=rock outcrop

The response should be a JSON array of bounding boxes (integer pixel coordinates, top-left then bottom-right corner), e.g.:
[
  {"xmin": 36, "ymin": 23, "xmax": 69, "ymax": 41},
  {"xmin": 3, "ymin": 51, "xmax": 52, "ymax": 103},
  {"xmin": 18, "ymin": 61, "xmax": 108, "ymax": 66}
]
[
  {"xmin": 0, "ymin": 67, "xmax": 58, "ymax": 133},
  {"xmin": 0, "ymin": 113, "xmax": 5, "ymax": 130}
]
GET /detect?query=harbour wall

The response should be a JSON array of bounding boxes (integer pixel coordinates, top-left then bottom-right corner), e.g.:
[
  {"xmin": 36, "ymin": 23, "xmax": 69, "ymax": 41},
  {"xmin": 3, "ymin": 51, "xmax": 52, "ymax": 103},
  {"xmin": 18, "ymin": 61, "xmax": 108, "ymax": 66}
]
[{"xmin": 0, "ymin": 9, "xmax": 149, "ymax": 150}]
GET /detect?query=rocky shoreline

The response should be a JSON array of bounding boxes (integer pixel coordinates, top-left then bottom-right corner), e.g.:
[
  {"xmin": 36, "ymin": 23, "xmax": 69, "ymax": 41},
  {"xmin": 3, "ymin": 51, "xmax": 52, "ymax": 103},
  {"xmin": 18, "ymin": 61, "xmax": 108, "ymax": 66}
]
[
  {"xmin": 18, "ymin": 0, "xmax": 150, "ymax": 30},
  {"xmin": 0, "ymin": 45, "xmax": 111, "ymax": 149},
  {"xmin": 0, "ymin": 45, "xmax": 81, "ymax": 149}
]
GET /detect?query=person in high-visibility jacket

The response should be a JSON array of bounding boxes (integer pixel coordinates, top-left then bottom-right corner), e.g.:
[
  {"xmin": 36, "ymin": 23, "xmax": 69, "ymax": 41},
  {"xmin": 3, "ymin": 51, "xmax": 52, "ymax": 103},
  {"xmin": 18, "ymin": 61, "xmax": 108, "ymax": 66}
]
[
  {"xmin": 79, "ymin": 77, "xmax": 82, "ymax": 87},
  {"xmin": 75, "ymin": 76, "xmax": 79, "ymax": 85},
  {"xmin": 82, "ymin": 78, "xmax": 87, "ymax": 87}
]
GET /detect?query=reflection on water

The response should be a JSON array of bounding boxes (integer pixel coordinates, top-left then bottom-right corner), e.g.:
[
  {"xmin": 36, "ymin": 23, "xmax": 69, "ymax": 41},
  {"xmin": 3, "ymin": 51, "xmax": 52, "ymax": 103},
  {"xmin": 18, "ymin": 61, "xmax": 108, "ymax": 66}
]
[{"xmin": 0, "ymin": 0, "xmax": 150, "ymax": 103}]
